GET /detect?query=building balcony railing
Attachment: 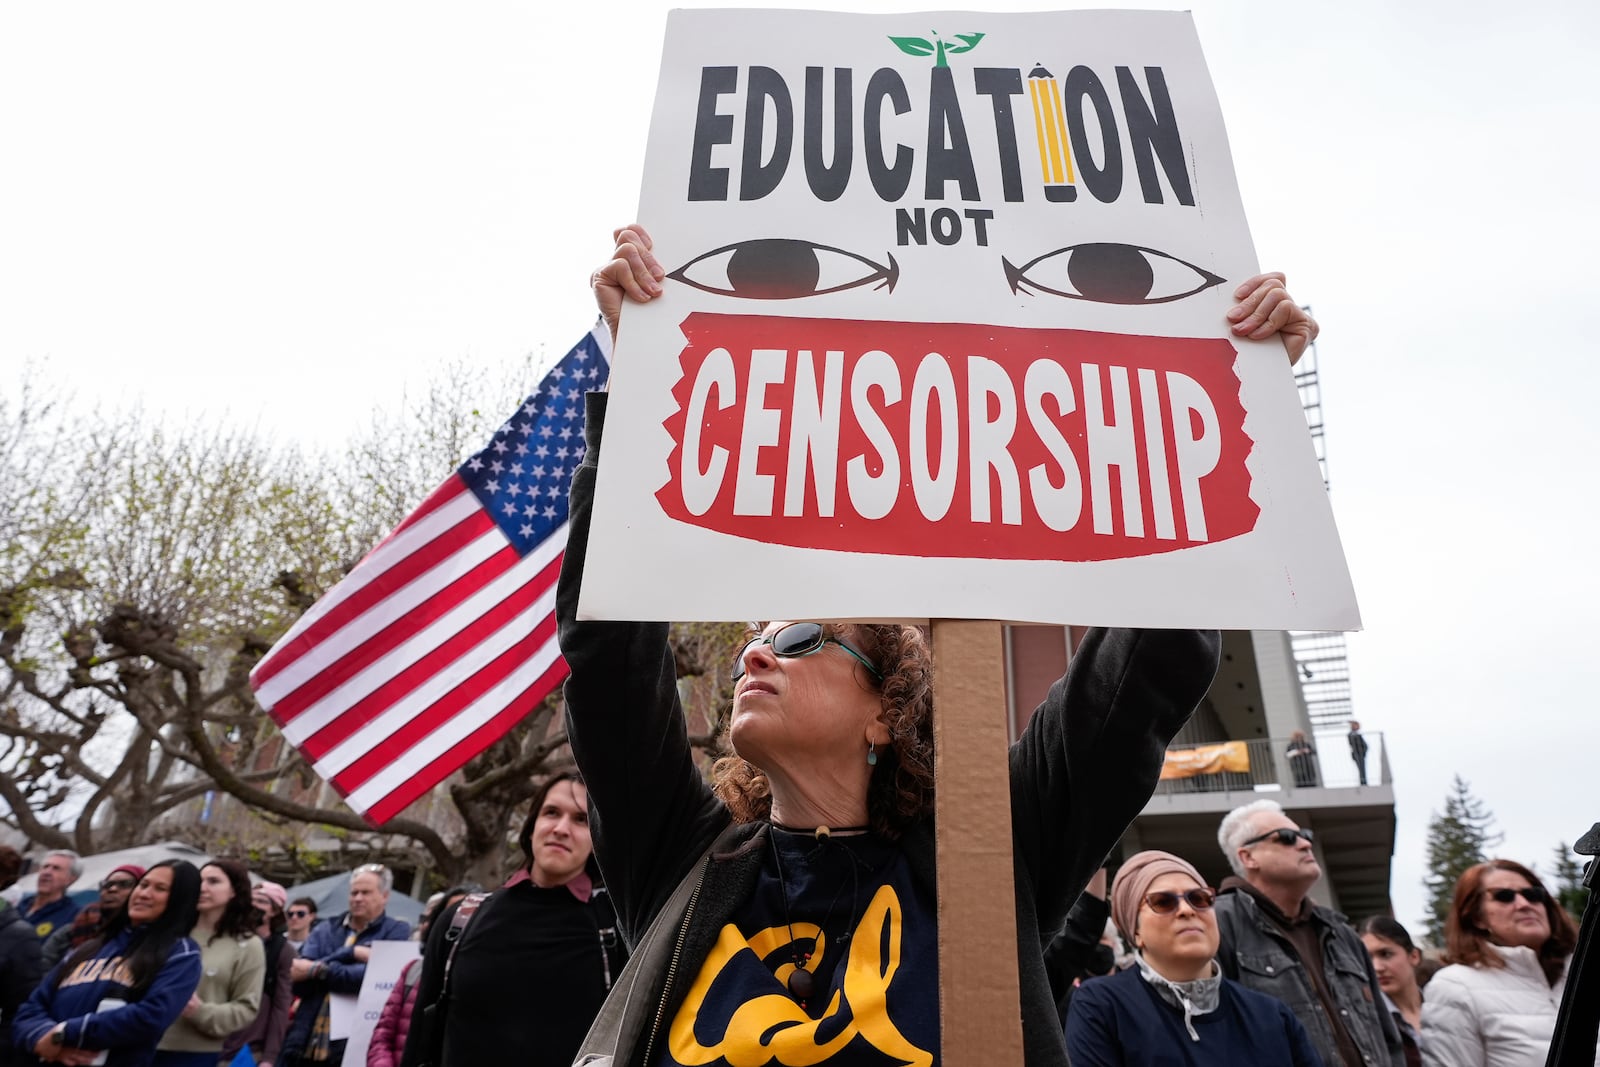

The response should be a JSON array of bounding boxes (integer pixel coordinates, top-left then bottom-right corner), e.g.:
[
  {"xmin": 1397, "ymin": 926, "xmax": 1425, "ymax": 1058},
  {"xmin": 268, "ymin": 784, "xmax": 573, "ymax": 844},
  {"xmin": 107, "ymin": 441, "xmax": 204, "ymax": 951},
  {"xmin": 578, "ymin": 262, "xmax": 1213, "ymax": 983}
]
[{"xmin": 1152, "ymin": 731, "xmax": 1390, "ymax": 797}]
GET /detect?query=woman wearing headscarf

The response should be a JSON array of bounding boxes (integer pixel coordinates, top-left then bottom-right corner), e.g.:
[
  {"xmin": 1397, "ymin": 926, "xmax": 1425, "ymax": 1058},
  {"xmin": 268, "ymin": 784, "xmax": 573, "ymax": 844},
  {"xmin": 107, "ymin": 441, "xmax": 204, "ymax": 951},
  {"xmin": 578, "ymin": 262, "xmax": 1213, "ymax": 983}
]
[
  {"xmin": 12, "ymin": 860, "xmax": 203, "ymax": 1067},
  {"xmin": 399, "ymin": 774, "xmax": 626, "ymax": 1067},
  {"xmin": 557, "ymin": 227, "xmax": 1318, "ymax": 1066},
  {"xmin": 1359, "ymin": 915, "xmax": 1425, "ymax": 1067},
  {"xmin": 1064, "ymin": 850, "xmax": 1322, "ymax": 1065},
  {"xmin": 1422, "ymin": 859, "xmax": 1590, "ymax": 1067},
  {"xmin": 152, "ymin": 861, "xmax": 263, "ymax": 1067}
]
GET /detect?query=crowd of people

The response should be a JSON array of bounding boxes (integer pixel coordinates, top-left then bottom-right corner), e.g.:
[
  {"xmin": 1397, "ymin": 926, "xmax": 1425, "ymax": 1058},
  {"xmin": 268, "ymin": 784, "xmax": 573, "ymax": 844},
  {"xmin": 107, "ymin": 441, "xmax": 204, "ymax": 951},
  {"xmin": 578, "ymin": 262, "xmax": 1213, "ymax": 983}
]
[
  {"xmin": 1041, "ymin": 799, "xmax": 1588, "ymax": 1066},
  {"xmin": 0, "ymin": 790, "xmax": 629, "ymax": 1067},
  {"xmin": 0, "ymin": 230, "xmax": 1588, "ymax": 1067}
]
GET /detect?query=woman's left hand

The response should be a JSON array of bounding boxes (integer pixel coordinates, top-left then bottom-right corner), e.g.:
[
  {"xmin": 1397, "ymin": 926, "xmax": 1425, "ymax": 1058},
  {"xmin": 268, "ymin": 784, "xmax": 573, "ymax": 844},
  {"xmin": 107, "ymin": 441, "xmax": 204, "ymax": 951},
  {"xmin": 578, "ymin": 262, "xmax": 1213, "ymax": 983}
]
[
  {"xmin": 181, "ymin": 993, "xmax": 203, "ymax": 1017},
  {"xmin": 1227, "ymin": 272, "xmax": 1319, "ymax": 365}
]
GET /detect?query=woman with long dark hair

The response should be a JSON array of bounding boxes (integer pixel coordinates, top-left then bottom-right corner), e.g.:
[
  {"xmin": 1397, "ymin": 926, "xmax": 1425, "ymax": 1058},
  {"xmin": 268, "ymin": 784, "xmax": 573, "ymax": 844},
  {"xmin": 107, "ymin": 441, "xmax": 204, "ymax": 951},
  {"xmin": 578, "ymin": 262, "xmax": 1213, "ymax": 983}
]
[
  {"xmin": 12, "ymin": 860, "xmax": 203, "ymax": 1067},
  {"xmin": 1358, "ymin": 915, "xmax": 1425, "ymax": 1067},
  {"xmin": 153, "ymin": 861, "xmax": 264, "ymax": 1067},
  {"xmin": 223, "ymin": 881, "xmax": 292, "ymax": 1067}
]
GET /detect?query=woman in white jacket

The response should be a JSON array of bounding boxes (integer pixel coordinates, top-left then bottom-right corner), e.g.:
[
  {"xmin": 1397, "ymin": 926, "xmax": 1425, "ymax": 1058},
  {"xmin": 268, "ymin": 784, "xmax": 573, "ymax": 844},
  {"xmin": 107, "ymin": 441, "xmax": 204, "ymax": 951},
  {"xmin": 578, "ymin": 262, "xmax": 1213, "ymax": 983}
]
[{"xmin": 1421, "ymin": 859, "xmax": 1585, "ymax": 1067}]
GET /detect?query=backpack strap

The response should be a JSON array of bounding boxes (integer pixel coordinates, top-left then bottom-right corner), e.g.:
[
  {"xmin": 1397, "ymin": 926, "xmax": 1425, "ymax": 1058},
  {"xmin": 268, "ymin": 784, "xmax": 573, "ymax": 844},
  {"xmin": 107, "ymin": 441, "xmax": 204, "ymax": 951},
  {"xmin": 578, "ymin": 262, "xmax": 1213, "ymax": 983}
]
[{"xmin": 438, "ymin": 892, "xmax": 490, "ymax": 996}]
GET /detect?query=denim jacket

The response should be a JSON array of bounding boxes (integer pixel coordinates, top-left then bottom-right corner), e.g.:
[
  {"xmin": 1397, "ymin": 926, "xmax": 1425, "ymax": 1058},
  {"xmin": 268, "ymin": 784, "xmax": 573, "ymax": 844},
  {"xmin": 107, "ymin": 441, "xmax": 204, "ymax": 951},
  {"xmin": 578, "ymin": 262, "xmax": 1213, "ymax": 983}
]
[{"xmin": 1214, "ymin": 886, "xmax": 1404, "ymax": 1067}]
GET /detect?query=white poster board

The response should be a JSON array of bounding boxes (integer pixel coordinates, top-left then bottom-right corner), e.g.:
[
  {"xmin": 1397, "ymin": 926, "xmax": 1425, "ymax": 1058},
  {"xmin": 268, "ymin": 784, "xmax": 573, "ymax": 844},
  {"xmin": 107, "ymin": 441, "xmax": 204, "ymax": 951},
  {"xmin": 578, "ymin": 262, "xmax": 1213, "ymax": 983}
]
[
  {"xmin": 331, "ymin": 940, "xmax": 419, "ymax": 1062},
  {"xmin": 582, "ymin": 8, "xmax": 1358, "ymax": 631}
]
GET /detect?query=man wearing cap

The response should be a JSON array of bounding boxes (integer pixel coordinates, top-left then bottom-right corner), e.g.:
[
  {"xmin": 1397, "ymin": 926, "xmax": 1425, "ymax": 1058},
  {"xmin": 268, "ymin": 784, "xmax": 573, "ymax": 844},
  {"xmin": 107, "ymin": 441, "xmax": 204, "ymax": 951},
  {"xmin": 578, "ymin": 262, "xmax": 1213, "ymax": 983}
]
[
  {"xmin": 1213, "ymin": 799, "xmax": 1402, "ymax": 1067},
  {"xmin": 40, "ymin": 863, "xmax": 143, "ymax": 968},
  {"xmin": 0, "ymin": 846, "xmax": 45, "ymax": 1067},
  {"xmin": 18, "ymin": 850, "xmax": 81, "ymax": 939}
]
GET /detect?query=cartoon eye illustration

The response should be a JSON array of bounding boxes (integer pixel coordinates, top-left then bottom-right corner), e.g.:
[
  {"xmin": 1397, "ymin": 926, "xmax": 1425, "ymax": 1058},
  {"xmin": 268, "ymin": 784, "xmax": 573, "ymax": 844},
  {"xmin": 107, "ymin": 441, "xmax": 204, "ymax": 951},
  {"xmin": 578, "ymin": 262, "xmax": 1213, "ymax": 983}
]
[
  {"xmin": 668, "ymin": 238, "xmax": 899, "ymax": 300},
  {"xmin": 1002, "ymin": 243, "xmax": 1224, "ymax": 305}
]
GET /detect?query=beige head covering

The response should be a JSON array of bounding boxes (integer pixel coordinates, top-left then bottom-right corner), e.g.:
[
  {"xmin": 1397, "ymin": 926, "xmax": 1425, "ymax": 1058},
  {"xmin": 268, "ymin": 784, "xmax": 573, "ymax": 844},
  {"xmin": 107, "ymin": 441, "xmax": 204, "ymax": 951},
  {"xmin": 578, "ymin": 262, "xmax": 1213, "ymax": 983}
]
[{"xmin": 1110, "ymin": 850, "xmax": 1207, "ymax": 946}]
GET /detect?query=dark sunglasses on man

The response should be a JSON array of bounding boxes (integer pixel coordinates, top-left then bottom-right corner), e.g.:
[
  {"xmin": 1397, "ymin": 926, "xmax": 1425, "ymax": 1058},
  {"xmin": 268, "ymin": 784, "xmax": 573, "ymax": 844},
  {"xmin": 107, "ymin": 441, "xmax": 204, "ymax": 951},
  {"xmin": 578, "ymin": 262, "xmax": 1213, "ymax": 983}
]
[
  {"xmin": 287, "ymin": 908, "xmax": 311, "ymax": 919},
  {"xmin": 1241, "ymin": 827, "xmax": 1314, "ymax": 849},
  {"xmin": 1486, "ymin": 886, "xmax": 1547, "ymax": 905}
]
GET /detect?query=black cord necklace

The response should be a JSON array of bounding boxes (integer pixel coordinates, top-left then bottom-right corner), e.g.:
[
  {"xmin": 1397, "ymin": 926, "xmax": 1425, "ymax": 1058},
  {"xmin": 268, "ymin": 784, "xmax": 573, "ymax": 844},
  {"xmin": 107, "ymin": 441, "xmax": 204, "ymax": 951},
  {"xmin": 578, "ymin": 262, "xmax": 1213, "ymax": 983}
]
[
  {"xmin": 769, "ymin": 828, "xmax": 870, "ymax": 1009},
  {"xmin": 770, "ymin": 820, "xmax": 870, "ymax": 840}
]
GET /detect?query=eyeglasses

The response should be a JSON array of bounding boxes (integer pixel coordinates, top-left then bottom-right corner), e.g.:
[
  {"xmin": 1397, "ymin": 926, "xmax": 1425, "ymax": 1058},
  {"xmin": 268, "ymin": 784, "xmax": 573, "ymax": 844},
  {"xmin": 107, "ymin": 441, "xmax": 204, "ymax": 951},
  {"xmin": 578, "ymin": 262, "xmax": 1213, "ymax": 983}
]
[
  {"xmin": 1143, "ymin": 888, "xmax": 1217, "ymax": 914},
  {"xmin": 732, "ymin": 622, "xmax": 883, "ymax": 682},
  {"xmin": 1241, "ymin": 827, "xmax": 1314, "ymax": 849},
  {"xmin": 287, "ymin": 909, "xmax": 311, "ymax": 919},
  {"xmin": 99, "ymin": 879, "xmax": 138, "ymax": 892},
  {"xmin": 1486, "ymin": 886, "xmax": 1547, "ymax": 906}
]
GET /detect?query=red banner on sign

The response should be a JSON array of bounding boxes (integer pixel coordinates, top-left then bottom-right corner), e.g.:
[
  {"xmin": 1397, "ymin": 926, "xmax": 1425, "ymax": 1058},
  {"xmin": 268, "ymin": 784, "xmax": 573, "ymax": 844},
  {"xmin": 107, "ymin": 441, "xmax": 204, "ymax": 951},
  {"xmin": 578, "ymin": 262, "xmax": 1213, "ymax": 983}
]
[{"xmin": 656, "ymin": 313, "xmax": 1257, "ymax": 562}]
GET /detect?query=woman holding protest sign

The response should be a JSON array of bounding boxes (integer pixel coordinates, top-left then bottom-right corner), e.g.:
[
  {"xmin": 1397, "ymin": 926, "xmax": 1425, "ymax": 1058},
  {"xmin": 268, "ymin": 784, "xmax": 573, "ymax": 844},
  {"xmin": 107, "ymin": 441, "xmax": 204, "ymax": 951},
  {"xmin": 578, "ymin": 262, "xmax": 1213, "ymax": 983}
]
[{"xmin": 552, "ymin": 224, "xmax": 1319, "ymax": 1066}]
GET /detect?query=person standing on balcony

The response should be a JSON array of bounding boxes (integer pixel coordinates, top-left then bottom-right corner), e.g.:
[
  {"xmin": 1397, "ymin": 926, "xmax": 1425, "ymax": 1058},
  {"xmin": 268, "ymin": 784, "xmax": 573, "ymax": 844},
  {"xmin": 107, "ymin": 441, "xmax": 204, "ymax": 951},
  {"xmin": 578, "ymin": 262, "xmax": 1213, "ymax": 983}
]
[
  {"xmin": 1213, "ymin": 799, "xmax": 1403, "ymax": 1067},
  {"xmin": 1287, "ymin": 731, "xmax": 1320, "ymax": 788},
  {"xmin": 1347, "ymin": 722, "xmax": 1369, "ymax": 785}
]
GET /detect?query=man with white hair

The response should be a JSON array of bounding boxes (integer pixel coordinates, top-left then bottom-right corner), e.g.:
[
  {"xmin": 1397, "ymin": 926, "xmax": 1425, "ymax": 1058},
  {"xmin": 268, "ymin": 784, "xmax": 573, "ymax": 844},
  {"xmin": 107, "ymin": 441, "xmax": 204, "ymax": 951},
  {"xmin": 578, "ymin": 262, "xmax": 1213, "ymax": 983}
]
[
  {"xmin": 18, "ymin": 850, "xmax": 81, "ymax": 939},
  {"xmin": 281, "ymin": 863, "xmax": 410, "ymax": 1067},
  {"xmin": 1212, "ymin": 799, "xmax": 1403, "ymax": 1067}
]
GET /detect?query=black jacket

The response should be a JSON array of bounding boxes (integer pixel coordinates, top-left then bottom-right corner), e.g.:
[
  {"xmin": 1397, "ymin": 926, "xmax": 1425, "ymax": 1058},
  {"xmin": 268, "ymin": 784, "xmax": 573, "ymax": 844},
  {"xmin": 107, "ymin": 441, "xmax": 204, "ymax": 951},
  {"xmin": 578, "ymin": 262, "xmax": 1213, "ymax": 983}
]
[
  {"xmin": 558, "ymin": 392, "xmax": 1221, "ymax": 1067},
  {"xmin": 0, "ymin": 900, "xmax": 45, "ymax": 1067}
]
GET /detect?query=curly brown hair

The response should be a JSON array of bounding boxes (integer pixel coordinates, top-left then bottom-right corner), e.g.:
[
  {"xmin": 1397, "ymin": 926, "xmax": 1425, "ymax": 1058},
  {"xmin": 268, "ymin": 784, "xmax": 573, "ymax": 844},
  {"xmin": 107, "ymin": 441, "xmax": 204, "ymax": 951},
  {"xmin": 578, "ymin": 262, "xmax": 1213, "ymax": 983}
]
[
  {"xmin": 711, "ymin": 623, "xmax": 935, "ymax": 839},
  {"xmin": 1445, "ymin": 859, "xmax": 1577, "ymax": 985}
]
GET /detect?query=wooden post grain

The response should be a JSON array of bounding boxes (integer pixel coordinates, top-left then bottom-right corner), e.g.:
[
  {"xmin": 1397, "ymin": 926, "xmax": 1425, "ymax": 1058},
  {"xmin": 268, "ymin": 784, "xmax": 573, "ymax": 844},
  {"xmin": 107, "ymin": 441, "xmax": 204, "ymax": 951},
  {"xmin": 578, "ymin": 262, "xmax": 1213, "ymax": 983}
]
[{"xmin": 931, "ymin": 619, "xmax": 1024, "ymax": 1062}]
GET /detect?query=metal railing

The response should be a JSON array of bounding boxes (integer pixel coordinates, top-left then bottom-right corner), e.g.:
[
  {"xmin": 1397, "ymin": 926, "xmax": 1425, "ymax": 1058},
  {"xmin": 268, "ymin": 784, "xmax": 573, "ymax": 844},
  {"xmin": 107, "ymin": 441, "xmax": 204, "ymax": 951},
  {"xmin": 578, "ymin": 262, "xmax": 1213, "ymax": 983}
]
[{"xmin": 1152, "ymin": 731, "xmax": 1389, "ymax": 796}]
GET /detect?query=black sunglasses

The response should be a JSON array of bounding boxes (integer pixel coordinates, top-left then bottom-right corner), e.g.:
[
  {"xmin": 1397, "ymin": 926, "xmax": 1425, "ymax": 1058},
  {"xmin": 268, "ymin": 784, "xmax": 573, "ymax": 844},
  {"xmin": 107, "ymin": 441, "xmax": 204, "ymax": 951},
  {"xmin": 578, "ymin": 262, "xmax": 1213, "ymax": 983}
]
[
  {"xmin": 99, "ymin": 878, "xmax": 138, "ymax": 892},
  {"xmin": 1486, "ymin": 886, "xmax": 1547, "ymax": 906},
  {"xmin": 732, "ymin": 622, "xmax": 882, "ymax": 682},
  {"xmin": 1144, "ymin": 887, "xmax": 1216, "ymax": 914},
  {"xmin": 287, "ymin": 909, "xmax": 311, "ymax": 918},
  {"xmin": 1242, "ymin": 827, "xmax": 1314, "ymax": 849}
]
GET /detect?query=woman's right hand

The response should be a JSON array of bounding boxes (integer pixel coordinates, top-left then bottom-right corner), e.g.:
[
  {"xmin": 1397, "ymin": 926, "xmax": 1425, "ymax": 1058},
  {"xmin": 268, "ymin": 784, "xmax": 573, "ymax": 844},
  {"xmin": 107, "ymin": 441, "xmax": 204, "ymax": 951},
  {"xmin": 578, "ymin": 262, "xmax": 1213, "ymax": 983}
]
[
  {"xmin": 591, "ymin": 224, "xmax": 665, "ymax": 345},
  {"xmin": 33, "ymin": 1025, "xmax": 65, "ymax": 1063}
]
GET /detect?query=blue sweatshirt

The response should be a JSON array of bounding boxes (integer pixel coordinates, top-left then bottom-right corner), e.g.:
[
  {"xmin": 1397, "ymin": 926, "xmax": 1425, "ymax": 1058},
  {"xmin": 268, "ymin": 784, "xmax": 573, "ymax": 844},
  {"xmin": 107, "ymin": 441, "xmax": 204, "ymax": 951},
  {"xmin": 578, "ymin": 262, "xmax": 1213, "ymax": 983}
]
[{"xmin": 11, "ymin": 927, "xmax": 202, "ymax": 1067}]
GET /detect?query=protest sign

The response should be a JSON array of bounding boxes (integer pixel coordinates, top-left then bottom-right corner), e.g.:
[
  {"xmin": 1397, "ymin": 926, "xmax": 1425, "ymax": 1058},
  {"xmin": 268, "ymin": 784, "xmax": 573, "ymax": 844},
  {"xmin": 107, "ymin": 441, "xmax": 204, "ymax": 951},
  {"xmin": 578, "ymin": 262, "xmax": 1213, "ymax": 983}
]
[
  {"xmin": 337, "ymin": 940, "xmax": 420, "ymax": 1065},
  {"xmin": 581, "ymin": 8, "xmax": 1358, "ymax": 631}
]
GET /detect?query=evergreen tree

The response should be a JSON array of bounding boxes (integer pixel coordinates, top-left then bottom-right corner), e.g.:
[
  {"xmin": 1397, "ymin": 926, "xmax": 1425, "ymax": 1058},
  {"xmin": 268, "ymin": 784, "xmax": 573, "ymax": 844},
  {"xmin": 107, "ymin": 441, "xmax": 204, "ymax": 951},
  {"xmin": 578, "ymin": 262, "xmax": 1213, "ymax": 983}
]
[
  {"xmin": 1422, "ymin": 775, "xmax": 1502, "ymax": 945},
  {"xmin": 1551, "ymin": 841, "xmax": 1589, "ymax": 923}
]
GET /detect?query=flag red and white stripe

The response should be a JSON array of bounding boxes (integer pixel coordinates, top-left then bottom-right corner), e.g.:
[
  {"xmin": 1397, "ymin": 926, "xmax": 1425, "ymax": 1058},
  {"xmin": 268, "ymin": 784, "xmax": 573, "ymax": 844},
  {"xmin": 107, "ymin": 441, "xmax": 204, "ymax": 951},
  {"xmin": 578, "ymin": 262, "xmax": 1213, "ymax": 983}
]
[{"xmin": 250, "ymin": 325, "xmax": 610, "ymax": 824}]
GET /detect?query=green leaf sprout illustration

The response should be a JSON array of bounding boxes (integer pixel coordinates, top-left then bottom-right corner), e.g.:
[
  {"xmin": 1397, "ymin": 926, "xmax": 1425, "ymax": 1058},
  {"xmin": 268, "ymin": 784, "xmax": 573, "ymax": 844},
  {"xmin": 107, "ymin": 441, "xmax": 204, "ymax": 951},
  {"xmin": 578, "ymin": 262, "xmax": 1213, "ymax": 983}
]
[{"xmin": 889, "ymin": 31, "xmax": 985, "ymax": 68}]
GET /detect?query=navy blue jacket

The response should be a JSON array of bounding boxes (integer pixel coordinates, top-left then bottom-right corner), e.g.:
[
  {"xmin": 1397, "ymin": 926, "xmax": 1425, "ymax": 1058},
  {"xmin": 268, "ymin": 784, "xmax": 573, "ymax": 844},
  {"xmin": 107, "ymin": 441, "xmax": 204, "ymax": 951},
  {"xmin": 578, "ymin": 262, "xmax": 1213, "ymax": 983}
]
[
  {"xmin": 281, "ymin": 912, "xmax": 411, "ymax": 1059},
  {"xmin": 10, "ymin": 926, "xmax": 201, "ymax": 1067},
  {"xmin": 16, "ymin": 896, "xmax": 79, "ymax": 941},
  {"xmin": 1066, "ymin": 964, "xmax": 1325, "ymax": 1066}
]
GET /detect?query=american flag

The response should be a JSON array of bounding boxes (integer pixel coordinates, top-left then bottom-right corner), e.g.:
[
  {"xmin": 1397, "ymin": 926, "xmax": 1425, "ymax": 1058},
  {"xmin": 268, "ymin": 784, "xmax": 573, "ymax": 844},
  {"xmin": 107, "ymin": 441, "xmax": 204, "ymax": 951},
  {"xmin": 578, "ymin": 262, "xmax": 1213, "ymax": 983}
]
[{"xmin": 249, "ymin": 325, "xmax": 610, "ymax": 825}]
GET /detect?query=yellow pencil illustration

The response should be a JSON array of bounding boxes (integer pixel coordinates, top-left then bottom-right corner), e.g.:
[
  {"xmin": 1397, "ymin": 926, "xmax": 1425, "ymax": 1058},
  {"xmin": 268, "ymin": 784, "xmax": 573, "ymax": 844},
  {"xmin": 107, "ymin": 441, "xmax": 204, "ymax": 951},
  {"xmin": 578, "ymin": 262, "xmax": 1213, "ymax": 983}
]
[{"xmin": 1027, "ymin": 65, "xmax": 1076, "ymax": 203}]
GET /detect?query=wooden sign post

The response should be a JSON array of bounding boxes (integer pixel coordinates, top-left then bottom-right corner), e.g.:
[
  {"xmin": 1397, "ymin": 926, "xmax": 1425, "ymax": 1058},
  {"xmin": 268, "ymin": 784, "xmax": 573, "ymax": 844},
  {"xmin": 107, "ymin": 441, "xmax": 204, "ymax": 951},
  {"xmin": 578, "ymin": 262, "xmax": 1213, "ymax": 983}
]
[{"xmin": 931, "ymin": 619, "xmax": 1024, "ymax": 1061}]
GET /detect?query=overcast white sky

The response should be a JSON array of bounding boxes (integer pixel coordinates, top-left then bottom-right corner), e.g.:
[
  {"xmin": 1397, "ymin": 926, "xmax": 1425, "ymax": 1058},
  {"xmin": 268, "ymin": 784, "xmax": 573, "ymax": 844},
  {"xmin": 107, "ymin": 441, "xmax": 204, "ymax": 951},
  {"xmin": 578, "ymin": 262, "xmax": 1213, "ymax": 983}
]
[{"xmin": 3, "ymin": 0, "xmax": 1596, "ymax": 932}]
